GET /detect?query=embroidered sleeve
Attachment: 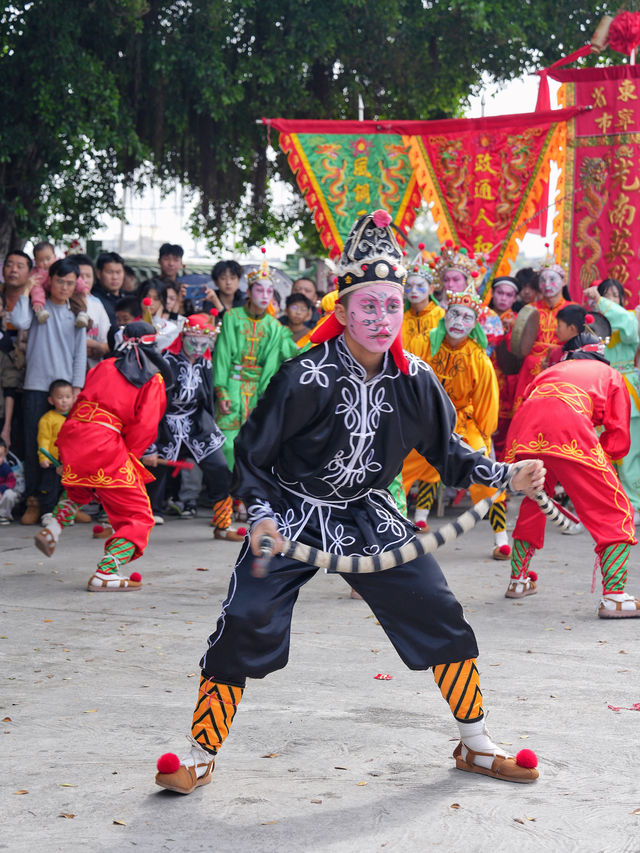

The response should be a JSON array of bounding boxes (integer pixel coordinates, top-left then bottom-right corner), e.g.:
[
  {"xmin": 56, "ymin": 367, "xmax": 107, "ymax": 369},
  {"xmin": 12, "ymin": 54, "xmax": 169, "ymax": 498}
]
[
  {"xmin": 469, "ymin": 457, "xmax": 513, "ymax": 490},
  {"xmin": 247, "ymin": 499, "xmax": 276, "ymax": 527}
]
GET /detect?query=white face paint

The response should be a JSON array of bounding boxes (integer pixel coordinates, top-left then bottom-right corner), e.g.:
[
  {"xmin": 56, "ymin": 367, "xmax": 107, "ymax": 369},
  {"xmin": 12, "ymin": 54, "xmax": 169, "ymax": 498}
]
[
  {"xmin": 444, "ymin": 304, "xmax": 477, "ymax": 341},
  {"xmin": 404, "ymin": 274, "xmax": 430, "ymax": 305},
  {"xmin": 442, "ymin": 269, "xmax": 468, "ymax": 293},
  {"xmin": 539, "ymin": 269, "xmax": 564, "ymax": 298},
  {"xmin": 183, "ymin": 335, "xmax": 209, "ymax": 358}
]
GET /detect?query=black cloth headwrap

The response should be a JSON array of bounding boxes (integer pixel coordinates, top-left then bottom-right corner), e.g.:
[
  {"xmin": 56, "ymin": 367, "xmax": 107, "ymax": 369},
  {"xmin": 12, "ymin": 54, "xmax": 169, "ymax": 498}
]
[
  {"xmin": 562, "ymin": 331, "xmax": 610, "ymax": 365},
  {"xmin": 114, "ymin": 321, "xmax": 175, "ymax": 393}
]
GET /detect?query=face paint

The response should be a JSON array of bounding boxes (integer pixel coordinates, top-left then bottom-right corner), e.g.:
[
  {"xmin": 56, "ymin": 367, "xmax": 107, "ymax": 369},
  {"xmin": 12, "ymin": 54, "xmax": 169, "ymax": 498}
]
[
  {"xmin": 442, "ymin": 269, "xmax": 467, "ymax": 293},
  {"xmin": 346, "ymin": 285, "xmax": 403, "ymax": 352},
  {"xmin": 183, "ymin": 335, "xmax": 209, "ymax": 358},
  {"xmin": 405, "ymin": 275, "xmax": 429, "ymax": 305},
  {"xmin": 492, "ymin": 283, "xmax": 518, "ymax": 313},
  {"xmin": 539, "ymin": 269, "xmax": 564, "ymax": 298},
  {"xmin": 445, "ymin": 305, "xmax": 477, "ymax": 341},
  {"xmin": 250, "ymin": 279, "xmax": 274, "ymax": 311}
]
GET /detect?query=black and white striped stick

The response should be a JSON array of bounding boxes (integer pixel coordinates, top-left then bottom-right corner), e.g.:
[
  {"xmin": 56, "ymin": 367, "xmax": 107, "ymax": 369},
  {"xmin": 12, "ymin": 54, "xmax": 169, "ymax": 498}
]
[{"xmin": 273, "ymin": 489, "xmax": 575, "ymax": 574}]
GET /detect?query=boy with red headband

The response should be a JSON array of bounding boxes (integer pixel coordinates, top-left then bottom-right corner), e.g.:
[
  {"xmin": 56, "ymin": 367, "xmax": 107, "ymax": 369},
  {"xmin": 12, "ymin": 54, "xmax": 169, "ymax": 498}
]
[{"xmin": 155, "ymin": 210, "xmax": 544, "ymax": 794}]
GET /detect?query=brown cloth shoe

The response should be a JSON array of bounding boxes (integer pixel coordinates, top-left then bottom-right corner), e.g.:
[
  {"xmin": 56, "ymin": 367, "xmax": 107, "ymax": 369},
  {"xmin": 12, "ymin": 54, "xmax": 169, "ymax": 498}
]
[
  {"xmin": 155, "ymin": 753, "xmax": 215, "ymax": 794},
  {"xmin": 34, "ymin": 528, "xmax": 56, "ymax": 557},
  {"xmin": 453, "ymin": 742, "xmax": 539, "ymax": 783},
  {"xmin": 21, "ymin": 496, "xmax": 40, "ymax": 525}
]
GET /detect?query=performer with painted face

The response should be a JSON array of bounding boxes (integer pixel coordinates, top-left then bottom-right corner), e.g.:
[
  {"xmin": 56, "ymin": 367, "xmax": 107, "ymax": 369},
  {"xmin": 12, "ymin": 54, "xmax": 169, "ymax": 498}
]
[
  {"xmin": 401, "ymin": 247, "xmax": 444, "ymax": 347},
  {"xmin": 433, "ymin": 242, "xmax": 503, "ymax": 353},
  {"xmin": 149, "ymin": 314, "xmax": 243, "ymax": 540},
  {"xmin": 33, "ymin": 322, "xmax": 170, "ymax": 590},
  {"xmin": 154, "ymin": 210, "xmax": 544, "ymax": 794},
  {"xmin": 489, "ymin": 276, "xmax": 521, "ymax": 460},
  {"xmin": 402, "ymin": 286, "xmax": 510, "ymax": 560},
  {"xmin": 213, "ymin": 256, "xmax": 299, "ymax": 470},
  {"xmin": 504, "ymin": 331, "xmax": 640, "ymax": 617},
  {"xmin": 512, "ymin": 252, "xmax": 573, "ymax": 414}
]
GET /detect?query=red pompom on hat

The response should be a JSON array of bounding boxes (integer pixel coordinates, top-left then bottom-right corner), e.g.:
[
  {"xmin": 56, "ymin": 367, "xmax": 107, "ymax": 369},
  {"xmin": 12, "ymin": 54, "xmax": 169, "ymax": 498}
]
[
  {"xmin": 260, "ymin": 246, "xmax": 267, "ymax": 254},
  {"xmin": 142, "ymin": 297, "xmax": 152, "ymax": 306},
  {"xmin": 92, "ymin": 524, "xmax": 104, "ymax": 534},
  {"xmin": 515, "ymin": 748, "xmax": 538, "ymax": 769},
  {"xmin": 372, "ymin": 208, "xmax": 392, "ymax": 228},
  {"xmin": 209, "ymin": 308, "xmax": 219, "ymax": 316},
  {"xmin": 129, "ymin": 571, "xmax": 142, "ymax": 582},
  {"xmin": 418, "ymin": 242, "xmax": 425, "ymax": 250},
  {"xmin": 585, "ymin": 313, "xmax": 594, "ymax": 324},
  {"xmin": 156, "ymin": 753, "xmax": 181, "ymax": 774},
  {"xmin": 527, "ymin": 570, "xmax": 538, "ymax": 582}
]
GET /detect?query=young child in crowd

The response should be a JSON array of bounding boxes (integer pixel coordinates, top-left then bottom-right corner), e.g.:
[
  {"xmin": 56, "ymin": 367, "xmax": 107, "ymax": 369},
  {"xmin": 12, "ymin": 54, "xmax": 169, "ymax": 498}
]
[
  {"xmin": 115, "ymin": 297, "xmax": 141, "ymax": 327},
  {"xmin": 29, "ymin": 241, "xmax": 91, "ymax": 328},
  {"xmin": 281, "ymin": 292, "xmax": 314, "ymax": 342},
  {"xmin": 36, "ymin": 379, "xmax": 89, "ymax": 526},
  {"xmin": 0, "ymin": 438, "xmax": 17, "ymax": 524}
]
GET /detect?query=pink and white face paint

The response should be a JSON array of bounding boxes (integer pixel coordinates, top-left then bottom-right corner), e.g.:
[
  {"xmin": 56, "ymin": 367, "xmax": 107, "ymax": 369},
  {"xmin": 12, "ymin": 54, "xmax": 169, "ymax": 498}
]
[
  {"xmin": 405, "ymin": 274, "xmax": 430, "ymax": 305},
  {"xmin": 539, "ymin": 269, "xmax": 564, "ymax": 299},
  {"xmin": 250, "ymin": 279, "xmax": 274, "ymax": 311},
  {"xmin": 445, "ymin": 304, "xmax": 477, "ymax": 341},
  {"xmin": 344, "ymin": 284, "xmax": 403, "ymax": 352},
  {"xmin": 492, "ymin": 282, "xmax": 518, "ymax": 313},
  {"xmin": 442, "ymin": 269, "xmax": 468, "ymax": 293}
]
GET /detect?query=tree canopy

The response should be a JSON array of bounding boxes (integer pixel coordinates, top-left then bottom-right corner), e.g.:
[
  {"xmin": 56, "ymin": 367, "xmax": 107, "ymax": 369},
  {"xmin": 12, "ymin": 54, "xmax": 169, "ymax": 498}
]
[{"xmin": 0, "ymin": 1, "xmax": 618, "ymax": 257}]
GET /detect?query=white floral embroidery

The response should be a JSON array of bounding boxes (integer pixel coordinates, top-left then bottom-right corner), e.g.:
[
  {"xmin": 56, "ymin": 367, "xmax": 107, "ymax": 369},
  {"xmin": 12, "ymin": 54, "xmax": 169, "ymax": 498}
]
[
  {"xmin": 471, "ymin": 458, "xmax": 510, "ymax": 489},
  {"xmin": 298, "ymin": 343, "xmax": 338, "ymax": 388}
]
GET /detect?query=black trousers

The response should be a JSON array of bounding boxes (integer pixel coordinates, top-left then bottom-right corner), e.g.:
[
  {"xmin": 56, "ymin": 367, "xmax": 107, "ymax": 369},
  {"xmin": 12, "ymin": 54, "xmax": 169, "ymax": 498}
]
[
  {"xmin": 147, "ymin": 447, "xmax": 231, "ymax": 513},
  {"xmin": 200, "ymin": 540, "xmax": 478, "ymax": 686},
  {"xmin": 38, "ymin": 465, "xmax": 62, "ymax": 515}
]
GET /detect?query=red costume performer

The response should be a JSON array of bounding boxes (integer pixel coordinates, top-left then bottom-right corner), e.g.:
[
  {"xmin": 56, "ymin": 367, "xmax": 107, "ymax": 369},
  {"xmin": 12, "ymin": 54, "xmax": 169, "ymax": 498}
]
[
  {"xmin": 34, "ymin": 322, "xmax": 169, "ymax": 591},
  {"xmin": 505, "ymin": 337, "xmax": 640, "ymax": 618}
]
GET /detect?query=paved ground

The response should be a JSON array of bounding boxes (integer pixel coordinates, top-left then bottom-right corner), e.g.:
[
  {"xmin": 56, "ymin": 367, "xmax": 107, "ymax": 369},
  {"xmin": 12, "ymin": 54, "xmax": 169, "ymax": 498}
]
[{"xmin": 2, "ymin": 501, "xmax": 640, "ymax": 853}]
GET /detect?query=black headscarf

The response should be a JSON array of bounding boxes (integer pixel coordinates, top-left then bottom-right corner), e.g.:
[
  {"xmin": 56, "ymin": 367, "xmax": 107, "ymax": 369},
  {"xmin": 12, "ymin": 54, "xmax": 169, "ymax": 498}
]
[
  {"xmin": 562, "ymin": 331, "xmax": 610, "ymax": 365},
  {"xmin": 114, "ymin": 321, "xmax": 175, "ymax": 392}
]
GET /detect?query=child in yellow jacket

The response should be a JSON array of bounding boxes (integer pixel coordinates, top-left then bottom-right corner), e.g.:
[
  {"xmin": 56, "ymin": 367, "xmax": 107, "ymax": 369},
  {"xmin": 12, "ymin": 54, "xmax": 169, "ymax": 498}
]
[{"xmin": 36, "ymin": 380, "xmax": 73, "ymax": 524}]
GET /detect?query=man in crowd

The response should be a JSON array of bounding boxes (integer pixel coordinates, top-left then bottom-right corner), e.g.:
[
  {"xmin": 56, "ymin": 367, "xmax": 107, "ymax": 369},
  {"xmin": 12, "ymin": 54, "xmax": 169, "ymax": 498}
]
[{"xmin": 92, "ymin": 251, "xmax": 126, "ymax": 329}]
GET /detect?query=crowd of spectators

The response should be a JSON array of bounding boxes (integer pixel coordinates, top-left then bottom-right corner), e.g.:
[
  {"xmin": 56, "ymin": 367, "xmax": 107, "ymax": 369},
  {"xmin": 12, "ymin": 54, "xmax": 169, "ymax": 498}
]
[{"xmin": 0, "ymin": 241, "xmax": 322, "ymax": 526}]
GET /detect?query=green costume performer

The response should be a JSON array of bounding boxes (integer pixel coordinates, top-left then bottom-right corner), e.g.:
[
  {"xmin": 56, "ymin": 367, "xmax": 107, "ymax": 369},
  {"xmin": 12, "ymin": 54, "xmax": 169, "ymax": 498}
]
[
  {"xmin": 214, "ymin": 271, "xmax": 298, "ymax": 469},
  {"xmin": 595, "ymin": 293, "xmax": 640, "ymax": 512}
]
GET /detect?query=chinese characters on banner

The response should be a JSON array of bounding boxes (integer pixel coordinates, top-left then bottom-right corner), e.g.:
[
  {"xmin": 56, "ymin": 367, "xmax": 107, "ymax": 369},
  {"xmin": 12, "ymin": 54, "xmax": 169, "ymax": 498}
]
[
  {"xmin": 401, "ymin": 109, "xmax": 582, "ymax": 275},
  {"xmin": 267, "ymin": 119, "xmax": 422, "ymax": 258},
  {"xmin": 550, "ymin": 65, "xmax": 640, "ymax": 304}
]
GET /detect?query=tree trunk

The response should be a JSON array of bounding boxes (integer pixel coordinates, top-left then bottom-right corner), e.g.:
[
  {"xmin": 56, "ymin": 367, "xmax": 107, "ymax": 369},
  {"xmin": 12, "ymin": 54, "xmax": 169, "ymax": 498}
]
[{"xmin": 0, "ymin": 208, "xmax": 25, "ymax": 259}]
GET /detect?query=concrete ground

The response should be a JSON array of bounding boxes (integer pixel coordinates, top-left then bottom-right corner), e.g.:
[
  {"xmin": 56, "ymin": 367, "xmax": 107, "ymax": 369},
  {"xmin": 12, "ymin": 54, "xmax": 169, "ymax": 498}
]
[{"xmin": 1, "ymin": 501, "xmax": 640, "ymax": 853}]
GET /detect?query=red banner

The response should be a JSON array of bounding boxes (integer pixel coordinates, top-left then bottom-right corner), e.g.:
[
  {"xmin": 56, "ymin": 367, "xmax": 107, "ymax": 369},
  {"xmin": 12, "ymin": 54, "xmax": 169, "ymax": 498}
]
[
  {"xmin": 402, "ymin": 109, "xmax": 582, "ymax": 275},
  {"xmin": 551, "ymin": 65, "xmax": 640, "ymax": 305}
]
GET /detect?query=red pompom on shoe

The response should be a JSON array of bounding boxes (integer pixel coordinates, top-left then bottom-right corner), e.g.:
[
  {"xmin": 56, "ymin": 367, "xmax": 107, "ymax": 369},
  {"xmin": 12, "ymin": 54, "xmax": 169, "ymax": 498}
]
[
  {"xmin": 415, "ymin": 520, "xmax": 427, "ymax": 529},
  {"xmin": 527, "ymin": 571, "xmax": 538, "ymax": 582},
  {"xmin": 236, "ymin": 527, "xmax": 247, "ymax": 537},
  {"xmin": 93, "ymin": 524, "xmax": 104, "ymax": 534},
  {"xmin": 498, "ymin": 544, "xmax": 511, "ymax": 556},
  {"xmin": 156, "ymin": 752, "xmax": 181, "ymax": 774},
  {"xmin": 129, "ymin": 571, "xmax": 142, "ymax": 582},
  {"xmin": 515, "ymin": 748, "xmax": 538, "ymax": 769}
]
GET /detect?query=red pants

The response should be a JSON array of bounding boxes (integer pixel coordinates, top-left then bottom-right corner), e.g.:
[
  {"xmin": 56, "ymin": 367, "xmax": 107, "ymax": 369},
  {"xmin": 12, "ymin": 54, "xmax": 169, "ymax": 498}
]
[
  {"xmin": 65, "ymin": 484, "xmax": 154, "ymax": 560},
  {"xmin": 513, "ymin": 453, "xmax": 636, "ymax": 554}
]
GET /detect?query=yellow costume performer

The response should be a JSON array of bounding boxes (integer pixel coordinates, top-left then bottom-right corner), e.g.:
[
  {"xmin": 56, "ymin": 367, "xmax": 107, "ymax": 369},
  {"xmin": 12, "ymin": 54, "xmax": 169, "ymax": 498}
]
[{"xmin": 403, "ymin": 285, "xmax": 510, "ymax": 560}]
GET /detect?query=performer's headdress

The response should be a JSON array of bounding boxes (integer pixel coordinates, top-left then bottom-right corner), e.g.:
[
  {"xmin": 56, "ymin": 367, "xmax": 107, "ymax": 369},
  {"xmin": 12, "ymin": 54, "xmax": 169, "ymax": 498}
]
[
  {"xmin": 311, "ymin": 209, "xmax": 410, "ymax": 373},
  {"xmin": 114, "ymin": 320, "xmax": 174, "ymax": 393},
  {"xmin": 182, "ymin": 312, "xmax": 218, "ymax": 337},
  {"xmin": 535, "ymin": 244, "xmax": 566, "ymax": 280},
  {"xmin": 335, "ymin": 209, "xmax": 406, "ymax": 299},
  {"xmin": 432, "ymin": 242, "xmax": 481, "ymax": 289},
  {"xmin": 406, "ymin": 243, "xmax": 434, "ymax": 285},
  {"xmin": 561, "ymin": 330, "xmax": 609, "ymax": 364},
  {"xmin": 247, "ymin": 248, "xmax": 277, "ymax": 287}
]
